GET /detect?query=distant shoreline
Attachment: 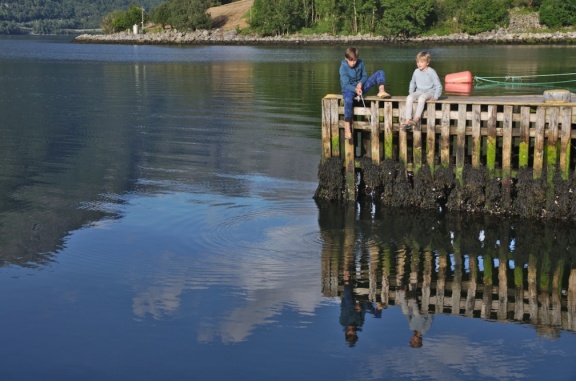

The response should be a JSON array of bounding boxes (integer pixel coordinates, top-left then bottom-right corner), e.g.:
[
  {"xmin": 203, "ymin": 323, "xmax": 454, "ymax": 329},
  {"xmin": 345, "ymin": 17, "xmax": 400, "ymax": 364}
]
[{"xmin": 73, "ymin": 29, "xmax": 576, "ymax": 46}]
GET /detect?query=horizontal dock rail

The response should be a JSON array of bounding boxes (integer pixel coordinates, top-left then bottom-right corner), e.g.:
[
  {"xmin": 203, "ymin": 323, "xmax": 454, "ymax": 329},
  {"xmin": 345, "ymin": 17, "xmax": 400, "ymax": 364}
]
[{"xmin": 321, "ymin": 93, "xmax": 576, "ymax": 207}]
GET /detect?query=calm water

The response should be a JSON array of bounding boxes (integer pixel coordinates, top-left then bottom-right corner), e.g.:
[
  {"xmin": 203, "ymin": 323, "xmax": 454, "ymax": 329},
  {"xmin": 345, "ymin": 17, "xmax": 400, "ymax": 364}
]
[{"xmin": 1, "ymin": 36, "xmax": 576, "ymax": 381}]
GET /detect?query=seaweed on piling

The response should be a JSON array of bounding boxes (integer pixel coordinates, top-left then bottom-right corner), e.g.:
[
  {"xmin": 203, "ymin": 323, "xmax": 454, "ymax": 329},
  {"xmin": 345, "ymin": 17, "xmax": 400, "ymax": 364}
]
[{"xmin": 314, "ymin": 158, "xmax": 345, "ymax": 201}]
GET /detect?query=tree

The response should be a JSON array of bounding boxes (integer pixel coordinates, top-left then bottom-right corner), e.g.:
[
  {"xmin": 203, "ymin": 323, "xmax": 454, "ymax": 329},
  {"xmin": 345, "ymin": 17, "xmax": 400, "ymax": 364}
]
[
  {"xmin": 101, "ymin": 5, "xmax": 148, "ymax": 34},
  {"xmin": 151, "ymin": 2, "xmax": 171, "ymax": 29},
  {"xmin": 166, "ymin": 0, "xmax": 212, "ymax": 31},
  {"xmin": 376, "ymin": 0, "xmax": 436, "ymax": 37},
  {"xmin": 460, "ymin": 0, "xmax": 511, "ymax": 34},
  {"xmin": 539, "ymin": 0, "xmax": 576, "ymax": 28},
  {"xmin": 314, "ymin": 0, "xmax": 340, "ymax": 34},
  {"xmin": 250, "ymin": 0, "xmax": 305, "ymax": 36}
]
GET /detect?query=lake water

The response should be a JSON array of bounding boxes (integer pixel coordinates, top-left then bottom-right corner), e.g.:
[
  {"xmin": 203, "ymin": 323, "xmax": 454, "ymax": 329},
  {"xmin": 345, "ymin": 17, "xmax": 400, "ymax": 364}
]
[{"xmin": 1, "ymin": 36, "xmax": 576, "ymax": 381}]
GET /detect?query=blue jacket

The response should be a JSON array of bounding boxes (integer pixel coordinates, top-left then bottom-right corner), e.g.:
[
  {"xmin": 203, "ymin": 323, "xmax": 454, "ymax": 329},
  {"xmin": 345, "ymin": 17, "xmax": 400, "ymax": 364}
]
[{"xmin": 340, "ymin": 58, "xmax": 368, "ymax": 93}]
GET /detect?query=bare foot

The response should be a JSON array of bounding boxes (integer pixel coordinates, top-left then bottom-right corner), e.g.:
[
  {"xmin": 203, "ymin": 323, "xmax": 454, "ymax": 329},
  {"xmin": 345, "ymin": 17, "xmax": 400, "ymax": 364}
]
[
  {"xmin": 378, "ymin": 92, "xmax": 391, "ymax": 98},
  {"xmin": 345, "ymin": 128, "xmax": 352, "ymax": 140}
]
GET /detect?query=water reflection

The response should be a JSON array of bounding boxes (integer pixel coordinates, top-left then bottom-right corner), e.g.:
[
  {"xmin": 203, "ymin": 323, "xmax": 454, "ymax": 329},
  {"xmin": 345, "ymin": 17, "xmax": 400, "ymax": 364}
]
[{"xmin": 319, "ymin": 203, "xmax": 576, "ymax": 346}]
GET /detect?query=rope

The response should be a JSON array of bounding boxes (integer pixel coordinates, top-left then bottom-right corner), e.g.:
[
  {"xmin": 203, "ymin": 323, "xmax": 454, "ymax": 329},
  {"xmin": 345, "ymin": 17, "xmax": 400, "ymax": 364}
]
[{"xmin": 474, "ymin": 72, "xmax": 576, "ymax": 86}]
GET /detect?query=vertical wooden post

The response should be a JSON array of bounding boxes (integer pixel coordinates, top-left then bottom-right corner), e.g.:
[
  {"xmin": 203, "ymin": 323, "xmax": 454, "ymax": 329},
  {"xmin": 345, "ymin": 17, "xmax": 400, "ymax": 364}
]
[
  {"xmin": 533, "ymin": 107, "xmax": 545, "ymax": 179},
  {"xmin": 435, "ymin": 250, "xmax": 447, "ymax": 314},
  {"xmin": 441, "ymin": 103, "xmax": 451, "ymax": 167},
  {"xmin": 502, "ymin": 105, "xmax": 513, "ymax": 207},
  {"xmin": 370, "ymin": 101, "xmax": 380, "ymax": 164},
  {"xmin": 413, "ymin": 110, "xmax": 423, "ymax": 175},
  {"xmin": 528, "ymin": 254, "xmax": 539, "ymax": 324},
  {"xmin": 321, "ymin": 97, "xmax": 338, "ymax": 161},
  {"xmin": 426, "ymin": 103, "xmax": 436, "ymax": 173},
  {"xmin": 422, "ymin": 249, "xmax": 433, "ymax": 311},
  {"xmin": 546, "ymin": 107, "xmax": 559, "ymax": 189},
  {"xmin": 465, "ymin": 255, "xmax": 478, "ymax": 317},
  {"xmin": 331, "ymin": 97, "xmax": 341, "ymax": 158},
  {"xmin": 486, "ymin": 105, "xmax": 497, "ymax": 178},
  {"xmin": 451, "ymin": 248, "xmax": 462, "ymax": 315},
  {"xmin": 471, "ymin": 104, "xmax": 481, "ymax": 168},
  {"xmin": 455, "ymin": 104, "xmax": 466, "ymax": 184},
  {"xmin": 383, "ymin": 102, "xmax": 393, "ymax": 160},
  {"xmin": 519, "ymin": 106, "xmax": 531, "ymax": 168},
  {"xmin": 514, "ymin": 264, "xmax": 525, "ymax": 321},
  {"xmin": 344, "ymin": 129, "xmax": 355, "ymax": 202},
  {"xmin": 497, "ymin": 251, "xmax": 508, "ymax": 320},
  {"xmin": 560, "ymin": 107, "xmax": 572, "ymax": 179},
  {"xmin": 568, "ymin": 269, "xmax": 576, "ymax": 331},
  {"xmin": 481, "ymin": 252, "xmax": 493, "ymax": 319},
  {"xmin": 399, "ymin": 103, "xmax": 408, "ymax": 166}
]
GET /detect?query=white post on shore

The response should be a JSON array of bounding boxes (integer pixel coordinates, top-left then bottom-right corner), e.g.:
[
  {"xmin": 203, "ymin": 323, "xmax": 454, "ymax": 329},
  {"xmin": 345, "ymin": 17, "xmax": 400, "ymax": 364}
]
[{"xmin": 141, "ymin": 7, "xmax": 145, "ymax": 34}]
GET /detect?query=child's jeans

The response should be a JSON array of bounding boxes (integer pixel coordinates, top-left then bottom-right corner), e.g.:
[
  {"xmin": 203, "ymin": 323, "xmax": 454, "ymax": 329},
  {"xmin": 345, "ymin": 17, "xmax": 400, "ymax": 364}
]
[
  {"xmin": 343, "ymin": 70, "xmax": 386, "ymax": 122},
  {"xmin": 405, "ymin": 90, "xmax": 434, "ymax": 121}
]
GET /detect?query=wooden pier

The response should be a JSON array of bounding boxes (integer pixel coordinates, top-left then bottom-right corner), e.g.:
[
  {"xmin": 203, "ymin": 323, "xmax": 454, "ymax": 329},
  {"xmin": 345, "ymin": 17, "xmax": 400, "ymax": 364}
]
[{"xmin": 320, "ymin": 93, "xmax": 576, "ymax": 208}]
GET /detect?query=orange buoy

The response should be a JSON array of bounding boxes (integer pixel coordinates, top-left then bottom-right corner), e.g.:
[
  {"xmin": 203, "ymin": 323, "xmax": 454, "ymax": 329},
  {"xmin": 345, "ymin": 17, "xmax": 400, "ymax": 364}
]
[
  {"xmin": 445, "ymin": 71, "xmax": 473, "ymax": 84},
  {"xmin": 445, "ymin": 82, "xmax": 473, "ymax": 95}
]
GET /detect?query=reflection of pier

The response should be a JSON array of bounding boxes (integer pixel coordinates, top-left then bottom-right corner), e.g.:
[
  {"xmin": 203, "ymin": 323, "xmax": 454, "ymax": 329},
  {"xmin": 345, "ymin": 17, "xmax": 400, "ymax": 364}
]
[
  {"xmin": 324, "ymin": 247, "xmax": 576, "ymax": 335},
  {"xmin": 319, "ymin": 207, "xmax": 576, "ymax": 336}
]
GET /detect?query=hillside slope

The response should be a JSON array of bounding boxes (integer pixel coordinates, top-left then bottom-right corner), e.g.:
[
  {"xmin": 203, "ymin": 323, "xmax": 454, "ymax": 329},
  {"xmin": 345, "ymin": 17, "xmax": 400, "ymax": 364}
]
[{"xmin": 208, "ymin": 0, "xmax": 253, "ymax": 31}]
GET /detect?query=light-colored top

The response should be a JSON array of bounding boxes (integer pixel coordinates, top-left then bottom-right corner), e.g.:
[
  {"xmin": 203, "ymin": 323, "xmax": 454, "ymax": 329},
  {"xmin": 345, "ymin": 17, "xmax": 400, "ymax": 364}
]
[{"xmin": 409, "ymin": 67, "xmax": 442, "ymax": 99}]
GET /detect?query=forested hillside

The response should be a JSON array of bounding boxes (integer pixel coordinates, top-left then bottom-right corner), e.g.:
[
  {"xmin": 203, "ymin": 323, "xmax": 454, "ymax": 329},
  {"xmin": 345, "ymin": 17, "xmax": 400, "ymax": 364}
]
[{"xmin": 0, "ymin": 0, "xmax": 165, "ymax": 34}]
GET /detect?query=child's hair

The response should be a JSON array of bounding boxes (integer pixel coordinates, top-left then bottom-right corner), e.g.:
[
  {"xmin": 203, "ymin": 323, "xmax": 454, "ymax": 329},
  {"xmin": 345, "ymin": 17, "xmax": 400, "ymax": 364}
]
[
  {"xmin": 345, "ymin": 47, "xmax": 359, "ymax": 60},
  {"xmin": 416, "ymin": 51, "xmax": 431, "ymax": 63}
]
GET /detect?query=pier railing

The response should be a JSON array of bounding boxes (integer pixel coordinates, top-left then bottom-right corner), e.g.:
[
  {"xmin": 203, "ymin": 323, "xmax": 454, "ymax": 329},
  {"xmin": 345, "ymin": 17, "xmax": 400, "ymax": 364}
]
[{"xmin": 321, "ymin": 93, "xmax": 576, "ymax": 204}]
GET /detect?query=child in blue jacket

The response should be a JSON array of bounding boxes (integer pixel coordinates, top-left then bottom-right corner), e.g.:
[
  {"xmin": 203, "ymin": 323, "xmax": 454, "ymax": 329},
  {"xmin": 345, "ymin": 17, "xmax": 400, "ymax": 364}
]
[{"xmin": 340, "ymin": 47, "xmax": 390, "ymax": 141}]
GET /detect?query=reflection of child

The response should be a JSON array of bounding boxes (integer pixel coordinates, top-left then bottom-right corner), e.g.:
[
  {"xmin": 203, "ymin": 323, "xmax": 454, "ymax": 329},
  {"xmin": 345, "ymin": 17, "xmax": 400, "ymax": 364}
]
[
  {"xmin": 340, "ymin": 271, "xmax": 366, "ymax": 347},
  {"xmin": 340, "ymin": 47, "xmax": 390, "ymax": 141},
  {"xmin": 402, "ymin": 51, "xmax": 442, "ymax": 130},
  {"xmin": 397, "ymin": 287, "xmax": 433, "ymax": 349}
]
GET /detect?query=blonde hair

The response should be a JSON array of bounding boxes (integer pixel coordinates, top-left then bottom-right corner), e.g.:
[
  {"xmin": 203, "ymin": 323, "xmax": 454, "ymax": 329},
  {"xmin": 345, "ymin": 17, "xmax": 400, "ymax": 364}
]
[{"xmin": 416, "ymin": 51, "xmax": 431, "ymax": 63}]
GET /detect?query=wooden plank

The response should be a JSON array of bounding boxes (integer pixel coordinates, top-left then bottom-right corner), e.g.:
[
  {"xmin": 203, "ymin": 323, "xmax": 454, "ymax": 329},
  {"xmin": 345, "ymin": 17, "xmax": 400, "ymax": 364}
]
[
  {"xmin": 533, "ymin": 107, "xmax": 545, "ymax": 179},
  {"xmin": 471, "ymin": 104, "xmax": 481, "ymax": 168},
  {"xmin": 345, "ymin": 127, "xmax": 355, "ymax": 201},
  {"xmin": 399, "ymin": 103, "xmax": 408, "ymax": 166},
  {"xmin": 546, "ymin": 107, "xmax": 559, "ymax": 186},
  {"xmin": 383, "ymin": 102, "xmax": 393, "ymax": 160},
  {"xmin": 441, "ymin": 103, "xmax": 451, "ymax": 167},
  {"xmin": 426, "ymin": 103, "xmax": 436, "ymax": 172},
  {"xmin": 560, "ymin": 107, "xmax": 572, "ymax": 179},
  {"xmin": 502, "ymin": 105, "xmax": 513, "ymax": 207},
  {"xmin": 330, "ymin": 98, "xmax": 340, "ymax": 158},
  {"xmin": 455, "ymin": 104, "xmax": 466, "ymax": 184},
  {"xmin": 413, "ymin": 108, "xmax": 423, "ymax": 174},
  {"xmin": 370, "ymin": 101, "xmax": 380, "ymax": 164},
  {"xmin": 486, "ymin": 105, "xmax": 497, "ymax": 177},
  {"xmin": 321, "ymin": 98, "xmax": 331, "ymax": 161},
  {"xmin": 519, "ymin": 106, "xmax": 531, "ymax": 168}
]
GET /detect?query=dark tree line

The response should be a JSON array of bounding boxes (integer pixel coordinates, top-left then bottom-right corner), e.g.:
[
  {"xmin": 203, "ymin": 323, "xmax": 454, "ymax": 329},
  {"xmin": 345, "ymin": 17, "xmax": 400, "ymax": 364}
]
[
  {"xmin": 0, "ymin": 0, "xmax": 165, "ymax": 34},
  {"xmin": 248, "ymin": 0, "xmax": 575, "ymax": 37},
  {"xmin": 1, "ymin": 0, "xmax": 575, "ymax": 36}
]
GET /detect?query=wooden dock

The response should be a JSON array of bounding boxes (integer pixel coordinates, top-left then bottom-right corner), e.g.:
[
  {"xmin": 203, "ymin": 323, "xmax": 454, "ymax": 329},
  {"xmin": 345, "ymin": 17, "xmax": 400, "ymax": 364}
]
[{"xmin": 321, "ymin": 93, "xmax": 576, "ymax": 207}]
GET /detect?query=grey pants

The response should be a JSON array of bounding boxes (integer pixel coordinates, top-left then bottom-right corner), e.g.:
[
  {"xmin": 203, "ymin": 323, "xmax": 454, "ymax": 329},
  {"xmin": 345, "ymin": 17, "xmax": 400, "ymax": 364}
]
[{"xmin": 405, "ymin": 90, "xmax": 434, "ymax": 121}]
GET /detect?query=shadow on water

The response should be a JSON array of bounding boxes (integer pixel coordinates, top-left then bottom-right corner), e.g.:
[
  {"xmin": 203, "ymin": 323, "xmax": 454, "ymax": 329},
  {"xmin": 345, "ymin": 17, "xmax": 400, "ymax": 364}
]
[{"xmin": 317, "ymin": 200, "xmax": 576, "ymax": 340}]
